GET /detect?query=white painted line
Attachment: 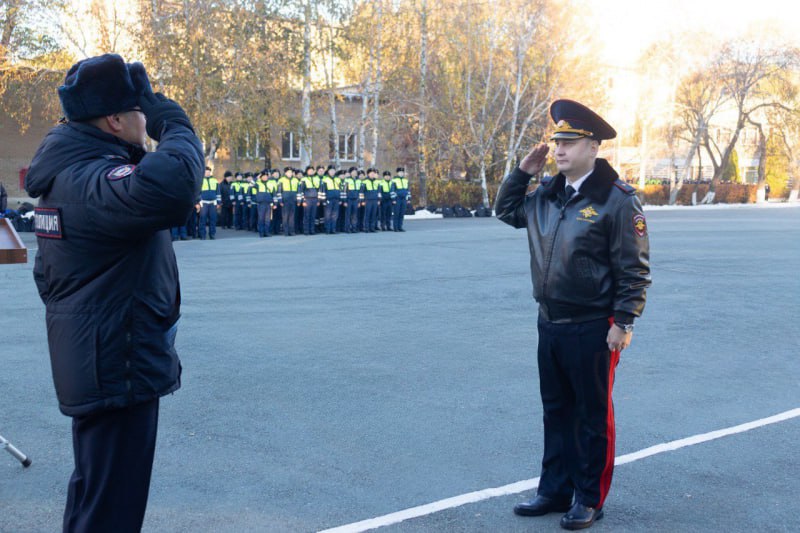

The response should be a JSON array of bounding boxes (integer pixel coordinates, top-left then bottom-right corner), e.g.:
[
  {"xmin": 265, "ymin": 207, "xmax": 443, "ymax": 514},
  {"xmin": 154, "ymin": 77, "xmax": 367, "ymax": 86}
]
[{"xmin": 319, "ymin": 407, "xmax": 800, "ymax": 533}]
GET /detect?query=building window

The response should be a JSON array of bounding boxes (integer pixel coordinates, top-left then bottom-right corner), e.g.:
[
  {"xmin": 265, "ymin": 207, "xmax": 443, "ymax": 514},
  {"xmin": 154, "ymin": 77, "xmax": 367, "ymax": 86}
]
[
  {"xmin": 236, "ymin": 132, "xmax": 263, "ymax": 159},
  {"xmin": 282, "ymin": 132, "xmax": 301, "ymax": 160},
  {"xmin": 336, "ymin": 134, "xmax": 356, "ymax": 162}
]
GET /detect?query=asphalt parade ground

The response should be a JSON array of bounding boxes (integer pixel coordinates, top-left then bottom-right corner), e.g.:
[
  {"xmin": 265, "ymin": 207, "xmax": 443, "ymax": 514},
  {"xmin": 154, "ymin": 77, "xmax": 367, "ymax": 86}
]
[{"xmin": 2, "ymin": 205, "xmax": 799, "ymax": 533}]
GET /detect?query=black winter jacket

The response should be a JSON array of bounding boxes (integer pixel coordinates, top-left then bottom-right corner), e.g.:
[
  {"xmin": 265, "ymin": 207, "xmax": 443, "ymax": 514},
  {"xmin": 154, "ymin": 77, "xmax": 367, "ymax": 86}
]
[
  {"xmin": 26, "ymin": 120, "xmax": 203, "ymax": 416},
  {"xmin": 495, "ymin": 159, "xmax": 651, "ymax": 324}
]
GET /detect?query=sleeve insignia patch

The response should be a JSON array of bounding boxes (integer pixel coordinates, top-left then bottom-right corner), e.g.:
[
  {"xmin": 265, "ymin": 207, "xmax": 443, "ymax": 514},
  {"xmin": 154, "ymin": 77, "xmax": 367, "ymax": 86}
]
[
  {"xmin": 633, "ymin": 213, "xmax": 647, "ymax": 237},
  {"xmin": 106, "ymin": 164, "xmax": 136, "ymax": 181},
  {"xmin": 34, "ymin": 207, "xmax": 64, "ymax": 239}
]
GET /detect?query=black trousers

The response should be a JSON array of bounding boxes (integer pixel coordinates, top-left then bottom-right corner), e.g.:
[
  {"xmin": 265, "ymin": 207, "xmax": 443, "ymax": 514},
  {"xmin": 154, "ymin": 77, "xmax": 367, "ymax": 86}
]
[
  {"xmin": 536, "ymin": 317, "xmax": 619, "ymax": 509},
  {"xmin": 63, "ymin": 398, "xmax": 159, "ymax": 533}
]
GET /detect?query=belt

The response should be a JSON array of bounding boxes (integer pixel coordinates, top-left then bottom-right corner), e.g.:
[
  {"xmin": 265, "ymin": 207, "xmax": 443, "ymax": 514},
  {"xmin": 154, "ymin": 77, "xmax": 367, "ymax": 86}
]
[{"xmin": 200, "ymin": 200, "xmax": 217, "ymax": 205}]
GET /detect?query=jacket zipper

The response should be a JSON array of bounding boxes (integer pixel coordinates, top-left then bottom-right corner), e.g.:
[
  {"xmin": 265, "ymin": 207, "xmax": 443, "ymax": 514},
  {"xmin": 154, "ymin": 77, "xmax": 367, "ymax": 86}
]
[{"xmin": 541, "ymin": 200, "xmax": 570, "ymax": 310}]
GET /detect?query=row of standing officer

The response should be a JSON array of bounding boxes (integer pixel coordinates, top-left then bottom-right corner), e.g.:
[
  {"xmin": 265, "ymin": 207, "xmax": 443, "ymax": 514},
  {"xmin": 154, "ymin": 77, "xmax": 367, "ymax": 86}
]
[{"xmin": 206, "ymin": 165, "xmax": 411, "ymax": 237}]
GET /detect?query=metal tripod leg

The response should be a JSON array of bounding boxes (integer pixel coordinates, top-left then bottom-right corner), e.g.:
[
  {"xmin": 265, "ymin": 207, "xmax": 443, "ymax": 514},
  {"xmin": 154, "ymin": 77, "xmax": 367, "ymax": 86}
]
[{"xmin": 0, "ymin": 434, "xmax": 32, "ymax": 467}]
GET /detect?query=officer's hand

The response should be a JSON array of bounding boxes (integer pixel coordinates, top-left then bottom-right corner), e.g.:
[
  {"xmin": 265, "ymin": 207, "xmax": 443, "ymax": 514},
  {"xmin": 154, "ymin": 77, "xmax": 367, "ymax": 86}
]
[
  {"xmin": 519, "ymin": 143, "xmax": 549, "ymax": 175},
  {"xmin": 138, "ymin": 87, "xmax": 194, "ymax": 142},
  {"xmin": 607, "ymin": 325, "xmax": 632, "ymax": 352}
]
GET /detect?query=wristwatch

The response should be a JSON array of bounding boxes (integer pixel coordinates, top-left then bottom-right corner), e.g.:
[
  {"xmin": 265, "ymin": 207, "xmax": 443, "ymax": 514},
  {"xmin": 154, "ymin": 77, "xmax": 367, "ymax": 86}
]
[{"xmin": 616, "ymin": 322, "xmax": 634, "ymax": 333}]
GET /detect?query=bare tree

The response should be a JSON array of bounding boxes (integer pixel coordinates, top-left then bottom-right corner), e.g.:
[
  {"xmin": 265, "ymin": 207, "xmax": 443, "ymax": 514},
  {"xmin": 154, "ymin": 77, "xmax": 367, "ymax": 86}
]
[
  {"xmin": 369, "ymin": 0, "xmax": 383, "ymax": 167},
  {"xmin": 300, "ymin": 0, "xmax": 313, "ymax": 167},
  {"xmin": 501, "ymin": 0, "xmax": 555, "ymax": 179},
  {"xmin": 416, "ymin": 0, "xmax": 429, "ymax": 206},
  {"xmin": 673, "ymin": 70, "xmax": 726, "ymax": 204},
  {"xmin": 461, "ymin": 9, "xmax": 509, "ymax": 208},
  {"xmin": 699, "ymin": 40, "xmax": 800, "ymax": 203}
]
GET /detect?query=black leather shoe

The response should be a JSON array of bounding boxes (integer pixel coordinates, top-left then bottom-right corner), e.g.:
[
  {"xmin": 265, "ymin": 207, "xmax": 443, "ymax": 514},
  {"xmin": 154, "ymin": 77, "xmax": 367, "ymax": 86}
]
[
  {"xmin": 560, "ymin": 503, "xmax": 603, "ymax": 530},
  {"xmin": 513, "ymin": 495, "xmax": 572, "ymax": 517}
]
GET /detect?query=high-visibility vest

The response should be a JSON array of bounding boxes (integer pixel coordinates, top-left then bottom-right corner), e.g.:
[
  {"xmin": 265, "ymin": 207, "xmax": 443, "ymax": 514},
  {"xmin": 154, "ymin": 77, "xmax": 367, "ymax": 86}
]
[
  {"xmin": 322, "ymin": 176, "xmax": 338, "ymax": 191},
  {"xmin": 378, "ymin": 180, "xmax": 391, "ymax": 193},
  {"xmin": 363, "ymin": 179, "xmax": 376, "ymax": 191},
  {"xmin": 233, "ymin": 181, "xmax": 244, "ymax": 201},
  {"xmin": 279, "ymin": 176, "xmax": 299, "ymax": 192},
  {"xmin": 201, "ymin": 177, "xmax": 218, "ymax": 192},
  {"xmin": 344, "ymin": 178, "xmax": 360, "ymax": 197},
  {"xmin": 391, "ymin": 177, "xmax": 409, "ymax": 191},
  {"xmin": 302, "ymin": 176, "xmax": 320, "ymax": 189}
]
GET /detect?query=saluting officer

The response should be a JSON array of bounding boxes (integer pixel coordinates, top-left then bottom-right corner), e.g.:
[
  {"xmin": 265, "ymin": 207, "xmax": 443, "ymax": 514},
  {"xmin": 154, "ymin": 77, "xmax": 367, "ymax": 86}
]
[
  {"xmin": 277, "ymin": 167, "xmax": 299, "ymax": 236},
  {"xmin": 198, "ymin": 166, "xmax": 219, "ymax": 240},
  {"xmin": 391, "ymin": 167, "xmax": 411, "ymax": 232},
  {"xmin": 25, "ymin": 53, "xmax": 203, "ymax": 532},
  {"xmin": 378, "ymin": 170, "xmax": 393, "ymax": 231},
  {"xmin": 495, "ymin": 99, "xmax": 651, "ymax": 530}
]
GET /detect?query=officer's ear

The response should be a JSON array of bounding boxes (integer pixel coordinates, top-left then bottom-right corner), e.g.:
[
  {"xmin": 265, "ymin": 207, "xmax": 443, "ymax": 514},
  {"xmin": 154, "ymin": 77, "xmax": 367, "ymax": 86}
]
[{"xmin": 90, "ymin": 113, "xmax": 123, "ymax": 135}]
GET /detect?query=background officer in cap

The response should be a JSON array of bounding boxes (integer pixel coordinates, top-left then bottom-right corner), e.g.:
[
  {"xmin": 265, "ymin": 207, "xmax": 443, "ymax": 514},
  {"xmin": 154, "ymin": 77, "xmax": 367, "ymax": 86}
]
[
  {"xmin": 219, "ymin": 170, "xmax": 234, "ymax": 229},
  {"xmin": 495, "ymin": 99, "xmax": 651, "ymax": 530},
  {"xmin": 244, "ymin": 172, "xmax": 257, "ymax": 232},
  {"xmin": 378, "ymin": 170, "xmax": 393, "ymax": 231},
  {"xmin": 391, "ymin": 167, "xmax": 410, "ymax": 231},
  {"xmin": 300, "ymin": 165, "xmax": 321, "ymax": 235},
  {"xmin": 232, "ymin": 172, "xmax": 245, "ymax": 230},
  {"xmin": 255, "ymin": 170, "xmax": 274, "ymax": 237},
  {"xmin": 25, "ymin": 53, "xmax": 203, "ymax": 532},
  {"xmin": 362, "ymin": 168, "xmax": 380, "ymax": 232},
  {"xmin": 269, "ymin": 168, "xmax": 282, "ymax": 235},
  {"xmin": 278, "ymin": 167, "xmax": 299, "ymax": 236},
  {"xmin": 198, "ymin": 166, "xmax": 219, "ymax": 239},
  {"xmin": 343, "ymin": 167, "xmax": 361, "ymax": 233},
  {"xmin": 321, "ymin": 166, "xmax": 341, "ymax": 234}
]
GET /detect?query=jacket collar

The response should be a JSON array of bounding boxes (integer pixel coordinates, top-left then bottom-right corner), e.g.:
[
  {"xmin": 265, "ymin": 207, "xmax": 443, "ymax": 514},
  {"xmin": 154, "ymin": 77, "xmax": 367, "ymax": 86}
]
[
  {"xmin": 542, "ymin": 158, "xmax": 619, "ymax": 204},
  {"xmin": 66, "ymin": 121, "xmax": 147, "ymax": 164}
]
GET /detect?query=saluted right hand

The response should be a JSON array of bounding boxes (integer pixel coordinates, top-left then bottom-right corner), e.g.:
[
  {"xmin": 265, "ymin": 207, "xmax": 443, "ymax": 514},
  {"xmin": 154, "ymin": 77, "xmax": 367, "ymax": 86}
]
[
  {"xmin": 138, "ymin": 86, "xmax": 194, "ymax": 141},
  {"xmin": 519, "ymin": 143, "xmax": 549, "ymax": 175}
]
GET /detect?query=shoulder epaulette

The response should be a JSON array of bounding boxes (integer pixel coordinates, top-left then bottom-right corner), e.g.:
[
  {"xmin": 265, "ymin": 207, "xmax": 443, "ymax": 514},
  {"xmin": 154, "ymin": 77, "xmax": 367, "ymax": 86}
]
[{"xmin": 613, "ymin": 180, "xmax": 636, "ymax": 195}]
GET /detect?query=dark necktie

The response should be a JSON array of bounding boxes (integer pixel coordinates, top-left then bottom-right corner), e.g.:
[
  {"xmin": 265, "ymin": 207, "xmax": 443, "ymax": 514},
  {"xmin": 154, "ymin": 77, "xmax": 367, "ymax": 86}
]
[{"xmin": 561, "ymin": 184, "xmax": 576, "ymax": 205}]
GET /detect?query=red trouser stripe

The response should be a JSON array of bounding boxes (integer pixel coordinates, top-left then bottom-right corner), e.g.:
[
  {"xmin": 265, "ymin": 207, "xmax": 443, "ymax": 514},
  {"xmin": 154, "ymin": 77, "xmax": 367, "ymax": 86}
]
[{"xmin": 598, "ymin": 318, "xmax": 620, "ymax": 507}]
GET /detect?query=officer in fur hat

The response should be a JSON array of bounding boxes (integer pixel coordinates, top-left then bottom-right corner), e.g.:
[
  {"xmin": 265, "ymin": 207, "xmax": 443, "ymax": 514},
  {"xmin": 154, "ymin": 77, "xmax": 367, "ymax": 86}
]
[
  {"xmin": 495, "ymin": 99, "xmax": 651, "ymax": 530},
  {"xmin": 25, "ymin": 53, "xmax": 203, "ymax": 532}
]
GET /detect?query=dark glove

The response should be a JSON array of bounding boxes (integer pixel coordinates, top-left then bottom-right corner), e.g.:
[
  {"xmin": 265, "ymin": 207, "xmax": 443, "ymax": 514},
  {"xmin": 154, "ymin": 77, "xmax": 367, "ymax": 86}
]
[{"xmin": 138, "ymin": 89, "xmax": 194, "ymax": 142}]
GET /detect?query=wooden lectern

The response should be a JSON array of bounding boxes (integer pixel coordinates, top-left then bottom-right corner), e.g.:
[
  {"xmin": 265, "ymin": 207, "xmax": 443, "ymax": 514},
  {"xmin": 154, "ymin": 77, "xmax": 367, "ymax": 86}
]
[{"xmin": 0, "ymin": 218, "xmax": 28, "ymax": 264}]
